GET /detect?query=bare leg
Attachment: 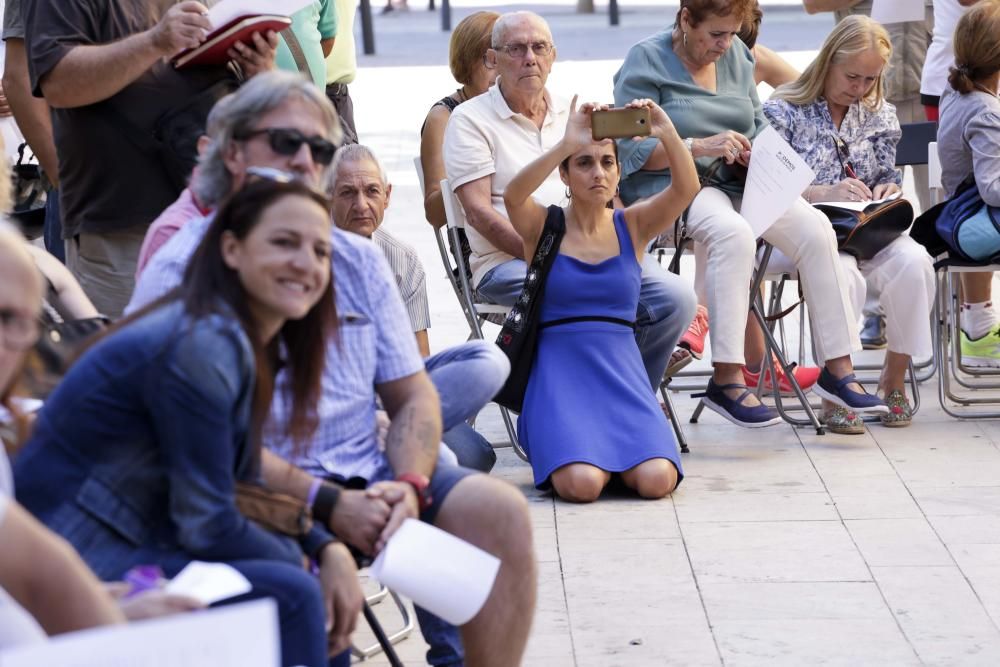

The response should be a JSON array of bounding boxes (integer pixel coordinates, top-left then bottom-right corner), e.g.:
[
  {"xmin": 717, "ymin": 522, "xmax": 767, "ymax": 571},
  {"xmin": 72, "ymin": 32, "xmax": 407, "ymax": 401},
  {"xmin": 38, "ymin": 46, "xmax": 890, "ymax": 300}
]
[
  {"xmin": 549, "ymin": 463, "xmax": 611, "ymax": 503},
  {"xmin": 620, "ymin": 459, "xmax": 678, "ymax": 499},
  {"xmin": 433, "ymin": 476, "xmax": 536, "ymax": 667},
  {"xmin": 714, "ymin": 362, "xmax": 763, "ymax": 405},
  {"xmin": 961, "ymin": 272, "xmax": 994, "ymax": 303},
  {"xmin": 744, "ymin": 311, "xmax": 766, "ymax": 371},
  {"xmin": 880, "ymin": 351, "xmax": 910, "ymax": 395},
  {"xmin": 824, "ymin": 355, "xmax": 865, "ymax": 393}
]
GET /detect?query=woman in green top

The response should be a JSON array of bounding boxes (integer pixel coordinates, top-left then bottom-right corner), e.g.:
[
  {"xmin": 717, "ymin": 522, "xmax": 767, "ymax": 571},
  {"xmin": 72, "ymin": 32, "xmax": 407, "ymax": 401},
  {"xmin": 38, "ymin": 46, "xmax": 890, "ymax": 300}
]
[{"xmin": 614, "ymin": 0, "xmax": 886, "ymax": 427}]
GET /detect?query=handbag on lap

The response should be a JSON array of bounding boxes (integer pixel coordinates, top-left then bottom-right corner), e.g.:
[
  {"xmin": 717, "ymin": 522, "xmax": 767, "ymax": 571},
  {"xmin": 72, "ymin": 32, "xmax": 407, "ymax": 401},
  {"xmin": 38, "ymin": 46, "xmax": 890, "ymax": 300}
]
[
  {"xmin": 494, "ymin": 205, "xmax": 566, "ymax": 413},
  {"xmin": 815, "ymin": 196, "xmax": 913, "ymax": 260}
]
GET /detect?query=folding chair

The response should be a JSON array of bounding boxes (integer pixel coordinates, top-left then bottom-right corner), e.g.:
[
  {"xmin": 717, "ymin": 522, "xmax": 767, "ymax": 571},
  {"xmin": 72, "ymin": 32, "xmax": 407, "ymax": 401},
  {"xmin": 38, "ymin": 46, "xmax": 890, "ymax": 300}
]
[
  {"xmin": 439, "ymin": 178, "xmax": 525, "ymax": 460},
  {"xmin": 657, "ymin": 210, "xmax": 823, "ymax": 433},
  {"xmin": 925, "ymin": 142, "xmax": 1000, "ymax": 417},
  {"xmin": 688, "ymin": 241, "xmax": 825, "ymax": 434},
  {"xmin": 351, "ymin": 585, "xmax": 414, "ymax": 664},
  {"xmin": 413, "ymin": 157, "xmax": 476, "ymax": 331}
]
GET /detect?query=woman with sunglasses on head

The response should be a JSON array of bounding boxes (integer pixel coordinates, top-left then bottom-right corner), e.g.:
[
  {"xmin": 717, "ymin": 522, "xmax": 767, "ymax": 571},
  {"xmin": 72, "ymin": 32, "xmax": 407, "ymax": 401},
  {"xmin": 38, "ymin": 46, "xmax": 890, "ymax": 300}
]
[
  {"xmin": 13, "ymin": 179, "xmax": 359, "ymax": 666},
  {"xmin": 503, "ymin": 98, "xmax": 698, "ymax": 503},
  {"xmin": 763, "ymin": 15, "xmax": 935, "ymax": 433},
  {"xmin": 614, "ymin": 0, "xmax": 886, "ymax": 429}
]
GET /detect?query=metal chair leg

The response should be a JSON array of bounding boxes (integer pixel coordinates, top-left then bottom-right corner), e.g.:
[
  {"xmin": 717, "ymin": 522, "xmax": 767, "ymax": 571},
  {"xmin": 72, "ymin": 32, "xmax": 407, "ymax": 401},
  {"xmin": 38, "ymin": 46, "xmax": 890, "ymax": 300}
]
[
  {"xmin": 351, "ymin": 598, "xmax": 412, "ymax": 665},
  {"xmin": 659, "ymin": 382, "xmax": 689, "ymax": 453},
  {"xmin": 500, "ymin": 406, "xmax": 527, "ymax": 461}
]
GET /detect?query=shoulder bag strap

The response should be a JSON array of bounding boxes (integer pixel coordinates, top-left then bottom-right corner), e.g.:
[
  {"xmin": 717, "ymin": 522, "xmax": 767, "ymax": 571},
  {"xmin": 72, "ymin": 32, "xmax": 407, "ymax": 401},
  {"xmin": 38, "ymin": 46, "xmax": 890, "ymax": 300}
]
[{"xmin": 280, "ymin": 28, "xmax": 312, "ymax": 76}]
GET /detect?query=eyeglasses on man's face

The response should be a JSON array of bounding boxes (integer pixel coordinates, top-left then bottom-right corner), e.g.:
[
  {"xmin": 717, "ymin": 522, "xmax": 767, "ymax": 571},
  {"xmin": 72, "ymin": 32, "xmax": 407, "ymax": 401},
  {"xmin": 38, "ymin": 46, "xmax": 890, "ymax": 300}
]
[
  {"xmin": 494, "ymin": 41, "xmax": 554, "ymax": 59},
  {"xmin": 0, "ymin": 308, "xmax": 39, "ymax": 351},
  {"xmin": 235, "ymin": 127, "xmax": 338, "ymax": 166}
]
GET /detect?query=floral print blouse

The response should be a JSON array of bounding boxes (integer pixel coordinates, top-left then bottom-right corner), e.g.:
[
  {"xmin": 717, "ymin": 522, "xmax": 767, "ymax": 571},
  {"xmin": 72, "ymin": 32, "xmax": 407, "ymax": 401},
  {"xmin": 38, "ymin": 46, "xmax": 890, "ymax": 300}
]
[{"xmin": 762, "ymin": 97, "xmax": 902, "ymax": 188}]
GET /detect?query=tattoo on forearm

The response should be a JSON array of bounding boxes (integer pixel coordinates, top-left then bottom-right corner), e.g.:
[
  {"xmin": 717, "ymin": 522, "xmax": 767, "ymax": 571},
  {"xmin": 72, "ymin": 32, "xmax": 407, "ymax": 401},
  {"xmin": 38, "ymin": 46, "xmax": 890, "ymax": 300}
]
[{"xmin": 386, "ymin": 404, "xmax": 440, "ymax": 461}]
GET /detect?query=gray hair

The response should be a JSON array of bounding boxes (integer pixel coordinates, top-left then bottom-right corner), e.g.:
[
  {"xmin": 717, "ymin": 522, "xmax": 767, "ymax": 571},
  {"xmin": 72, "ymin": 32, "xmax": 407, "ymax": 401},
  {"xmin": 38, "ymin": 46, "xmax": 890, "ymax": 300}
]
[
  {"xmin": 326, "ymin": 144, "xmax": 389, "ymax": 194},
  {"xmin": 193, "ymin": 70, "xmax": 342, "ymax": 207},
  {"xmin": 491, "ymin": 11, "xmax": 550, "ymax": 48}
]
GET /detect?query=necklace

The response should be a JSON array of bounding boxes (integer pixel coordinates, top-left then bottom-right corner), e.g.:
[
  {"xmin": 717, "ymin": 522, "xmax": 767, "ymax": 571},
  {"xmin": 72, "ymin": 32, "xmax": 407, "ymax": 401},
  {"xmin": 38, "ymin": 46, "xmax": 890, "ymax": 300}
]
[
  {"xmin": 973, "ymin": 81, "xmax": 999, "ymax": 97},
  {"xmin": 456, "ymin": 87, "xmax": 470, "ymax": 103}
]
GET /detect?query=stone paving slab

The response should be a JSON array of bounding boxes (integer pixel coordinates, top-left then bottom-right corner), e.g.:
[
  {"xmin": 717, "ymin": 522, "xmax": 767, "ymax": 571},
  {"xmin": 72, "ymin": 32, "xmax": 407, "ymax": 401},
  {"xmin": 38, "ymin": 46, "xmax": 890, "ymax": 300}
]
[{"xmin": 348, "ymin": 4, "xmax": 1000, "ymax": 663}]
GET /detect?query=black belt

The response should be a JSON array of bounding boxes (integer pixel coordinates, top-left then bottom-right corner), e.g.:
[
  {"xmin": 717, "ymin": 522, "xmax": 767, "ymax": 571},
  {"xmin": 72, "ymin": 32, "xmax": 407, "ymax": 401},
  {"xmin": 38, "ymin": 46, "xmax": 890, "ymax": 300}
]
[{"xmin": 539, "ymin": 316, "xmax": 636, "ymax": 330}]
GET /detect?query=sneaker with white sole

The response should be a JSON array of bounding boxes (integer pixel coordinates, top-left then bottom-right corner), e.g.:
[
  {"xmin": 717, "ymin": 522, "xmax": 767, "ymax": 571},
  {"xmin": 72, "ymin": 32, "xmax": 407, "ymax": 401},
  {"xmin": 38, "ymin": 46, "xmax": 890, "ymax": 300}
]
[{"xmin": 960, "ymin": 326, "xmax": 1000, "ymax": 368}]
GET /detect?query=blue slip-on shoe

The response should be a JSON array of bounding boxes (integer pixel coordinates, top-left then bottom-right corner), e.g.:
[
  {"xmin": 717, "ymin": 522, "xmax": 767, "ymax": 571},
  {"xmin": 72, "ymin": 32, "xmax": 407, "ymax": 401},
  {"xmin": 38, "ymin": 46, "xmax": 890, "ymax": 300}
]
[
  {"xmin": 694, "ymin": 379, "xmax": 782, "ymax": 428},
  {"xmin": 813, "ymin": 368, "xmax": 888, "ymax": 414}
]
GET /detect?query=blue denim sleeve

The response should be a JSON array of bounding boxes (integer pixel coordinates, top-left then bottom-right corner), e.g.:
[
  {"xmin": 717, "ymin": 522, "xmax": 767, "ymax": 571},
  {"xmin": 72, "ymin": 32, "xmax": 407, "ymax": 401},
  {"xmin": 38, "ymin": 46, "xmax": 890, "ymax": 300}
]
[{"xmin": 148, "ymin": 318, "xmax": 302, "ymax": 566}]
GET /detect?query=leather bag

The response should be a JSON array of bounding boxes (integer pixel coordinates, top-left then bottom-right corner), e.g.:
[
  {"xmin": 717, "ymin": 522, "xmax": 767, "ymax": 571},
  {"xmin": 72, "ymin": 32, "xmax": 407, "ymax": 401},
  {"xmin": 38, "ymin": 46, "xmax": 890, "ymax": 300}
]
[
  {"xmin": 234, "ymin": 482, "xmax": 313, "ymax": 538},
  {"xmin": 494, "ymin": 205, "xmax": 566, "ymax": 413},
  {"xmin": 815, "ymin": 197, "xmax": 913, "ymax": 260}
]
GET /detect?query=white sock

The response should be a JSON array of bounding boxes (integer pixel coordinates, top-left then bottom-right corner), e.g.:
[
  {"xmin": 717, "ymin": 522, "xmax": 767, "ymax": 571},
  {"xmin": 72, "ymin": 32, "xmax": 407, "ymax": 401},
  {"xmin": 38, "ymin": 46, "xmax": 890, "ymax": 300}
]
[{"xmin": 962, "ymin": 301, "xmax": 999, "ymax": 340}]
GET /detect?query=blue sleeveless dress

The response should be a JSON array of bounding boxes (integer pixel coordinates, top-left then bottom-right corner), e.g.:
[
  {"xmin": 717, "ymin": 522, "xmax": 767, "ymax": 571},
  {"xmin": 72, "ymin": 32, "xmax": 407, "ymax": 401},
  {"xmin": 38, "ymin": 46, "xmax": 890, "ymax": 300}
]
[{"xmin": 518, "ymin": 208, "xmax": 684, "ymax": 489}]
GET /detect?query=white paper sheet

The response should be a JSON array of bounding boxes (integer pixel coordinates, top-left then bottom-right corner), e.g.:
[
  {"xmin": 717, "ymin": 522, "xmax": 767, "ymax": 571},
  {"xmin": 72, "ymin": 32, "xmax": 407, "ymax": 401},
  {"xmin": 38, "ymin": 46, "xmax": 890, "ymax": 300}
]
[
  {"xmin": 0, "ymin": 599, "xmax": 279, "ymax": 667},
  {"xmin": 207, "ymin": 0, "xmax": 312, "ymax": 29},
  {"xmin": 812, "ymin": 191, "xmax": 902, "ymax": 212},
  {"xmin": 164, "ymin": 561, "xmax": 253, "ymax": 605},
  {"xmin": 371, "ymin": 519, "xmax": 501, "ymax": 626},
  {"xmin": 870, "ymin": 0, "xmax": 926, "ymax": 25},
  {"xmin": 739, "ymin": 126, "xmax": 816, "ymax": 238}
]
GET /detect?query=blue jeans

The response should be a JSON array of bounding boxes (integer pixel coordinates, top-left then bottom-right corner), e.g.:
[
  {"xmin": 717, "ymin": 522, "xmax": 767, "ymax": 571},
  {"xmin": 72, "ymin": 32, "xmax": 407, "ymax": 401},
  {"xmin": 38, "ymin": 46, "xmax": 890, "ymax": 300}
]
[
  {"xmin": 44, "ymin": 188, "xmax": 64, "ymax": 263},
  {"xmin": 477, "ymin": 255, "xmax": 697, "ymax": 389},
  {"xmin": 415, "ymin": 340, "xmax": 509, "ymax": 665},
  {"xmin": 425, "ymin": 340, "xmax": 508, "ymax": 473},
  {"xmin": 153, "ymin": 558, "xmax": 330, "ymax": 667}
]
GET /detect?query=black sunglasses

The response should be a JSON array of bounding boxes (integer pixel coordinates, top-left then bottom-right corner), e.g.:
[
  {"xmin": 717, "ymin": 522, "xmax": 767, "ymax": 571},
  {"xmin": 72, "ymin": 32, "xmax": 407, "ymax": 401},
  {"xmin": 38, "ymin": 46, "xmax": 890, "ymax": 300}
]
[
  {"xmin": 236, "ymin": 127, "xmax": 338, "ymax": 165},
  {"xmin": 832, "ymin": 134, "xmax": 858, "ymax": 180}
]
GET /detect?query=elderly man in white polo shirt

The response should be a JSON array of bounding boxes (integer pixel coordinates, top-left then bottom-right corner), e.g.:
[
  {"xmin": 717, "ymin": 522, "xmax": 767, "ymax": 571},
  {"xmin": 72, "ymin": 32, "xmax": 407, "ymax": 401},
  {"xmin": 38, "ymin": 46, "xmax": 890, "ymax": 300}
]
[{"xmin": 443, "ymin": 10, "xmax": 697, "ymax": 391}]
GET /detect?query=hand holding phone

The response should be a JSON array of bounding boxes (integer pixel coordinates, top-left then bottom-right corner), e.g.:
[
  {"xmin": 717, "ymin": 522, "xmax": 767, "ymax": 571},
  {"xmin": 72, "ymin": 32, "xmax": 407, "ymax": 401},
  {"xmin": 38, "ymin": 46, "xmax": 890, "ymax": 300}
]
[{"xmin": 591, "ymin": 107, "xmax": 651, "ymax": 140}]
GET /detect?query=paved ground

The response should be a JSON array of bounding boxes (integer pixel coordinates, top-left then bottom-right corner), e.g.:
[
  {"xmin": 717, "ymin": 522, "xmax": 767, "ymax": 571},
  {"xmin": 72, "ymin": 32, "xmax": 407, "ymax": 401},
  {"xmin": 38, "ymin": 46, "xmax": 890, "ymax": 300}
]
[{"xmin": 346, "ymin": 3, "xmax": 1000, "ymax": 664}]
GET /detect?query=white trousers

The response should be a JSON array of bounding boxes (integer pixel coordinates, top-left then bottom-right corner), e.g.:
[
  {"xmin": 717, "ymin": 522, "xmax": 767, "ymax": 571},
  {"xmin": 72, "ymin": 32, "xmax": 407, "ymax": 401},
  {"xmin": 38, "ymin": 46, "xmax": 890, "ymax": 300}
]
[
  {"xmin": 839, "ymin": 235, "xmax": 935, "ymax": 360},
  {"xmin": 685, "ymin": 187, "xmax": 860, "ymax": 364}
]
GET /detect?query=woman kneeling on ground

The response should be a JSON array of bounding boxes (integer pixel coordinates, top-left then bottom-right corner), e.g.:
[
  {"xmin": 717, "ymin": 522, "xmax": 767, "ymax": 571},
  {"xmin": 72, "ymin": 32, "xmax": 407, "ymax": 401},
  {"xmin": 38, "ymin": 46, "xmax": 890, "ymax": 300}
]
[{"xmin": 504, "ymin": 98, "xmax": 698, "ymax": 502}]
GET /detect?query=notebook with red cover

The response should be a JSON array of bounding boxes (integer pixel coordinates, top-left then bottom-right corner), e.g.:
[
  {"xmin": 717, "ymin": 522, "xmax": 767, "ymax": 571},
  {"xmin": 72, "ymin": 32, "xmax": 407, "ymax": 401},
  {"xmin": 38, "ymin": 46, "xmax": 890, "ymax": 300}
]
[{"xmin": 172, "ymin": 15, "xmax": 291, "ymax": 69}]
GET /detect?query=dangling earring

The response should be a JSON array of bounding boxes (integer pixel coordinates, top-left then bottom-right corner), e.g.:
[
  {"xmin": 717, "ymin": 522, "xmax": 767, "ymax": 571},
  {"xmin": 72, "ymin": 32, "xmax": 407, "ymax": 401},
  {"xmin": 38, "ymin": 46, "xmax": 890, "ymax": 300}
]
[
  {"xmin": 565, "ymin": 187, "xmax": 572, "ymax": 199},
  {"xmin": 682, "ymin": 31, "xmax": 688, "ymax": 48}
]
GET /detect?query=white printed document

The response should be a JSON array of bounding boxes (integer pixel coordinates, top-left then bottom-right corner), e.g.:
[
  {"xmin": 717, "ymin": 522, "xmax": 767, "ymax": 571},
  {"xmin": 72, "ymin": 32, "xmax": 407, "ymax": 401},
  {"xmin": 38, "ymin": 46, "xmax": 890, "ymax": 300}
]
[
  {"xmin": 739, "ymin": 125, "xmax": 816, "ymax": 238},
  {"xmin": 0, "ymin": 599, "xmax": 279, "ymax": 667},
  {"xmin": 870, "ymin": 0, "xmax": 925, "ymax": 25},
  {"xmin": 165, "ymin": 561, "xmax": 253, "ymax": 605},
  {"xmin": 372, "ymin": 519, "xmax": 500, "ymax": 626}
]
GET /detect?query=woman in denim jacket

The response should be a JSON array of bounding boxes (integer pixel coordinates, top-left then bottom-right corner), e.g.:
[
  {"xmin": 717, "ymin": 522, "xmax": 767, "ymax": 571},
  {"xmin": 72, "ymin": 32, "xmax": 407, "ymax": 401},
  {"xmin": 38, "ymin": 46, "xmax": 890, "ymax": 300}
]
[{"xmin": 14, "ymin": 180, "xmax": 348, "ymax": 666}]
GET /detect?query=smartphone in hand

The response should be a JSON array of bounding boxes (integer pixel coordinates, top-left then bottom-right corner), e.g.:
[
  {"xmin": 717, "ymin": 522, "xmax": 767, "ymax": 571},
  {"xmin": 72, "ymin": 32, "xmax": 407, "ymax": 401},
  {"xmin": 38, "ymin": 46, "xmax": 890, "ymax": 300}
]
[{"xmin": 591, "ymin": 107, "xmax": 651, "ymax": 140}]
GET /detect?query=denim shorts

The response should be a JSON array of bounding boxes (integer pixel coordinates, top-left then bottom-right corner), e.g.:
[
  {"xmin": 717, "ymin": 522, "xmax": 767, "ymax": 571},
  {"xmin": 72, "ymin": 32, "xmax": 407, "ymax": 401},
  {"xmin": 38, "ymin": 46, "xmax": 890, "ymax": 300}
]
[{"xmin": 422, "ymin": 463, "xmax": 478, "ymax": 525}]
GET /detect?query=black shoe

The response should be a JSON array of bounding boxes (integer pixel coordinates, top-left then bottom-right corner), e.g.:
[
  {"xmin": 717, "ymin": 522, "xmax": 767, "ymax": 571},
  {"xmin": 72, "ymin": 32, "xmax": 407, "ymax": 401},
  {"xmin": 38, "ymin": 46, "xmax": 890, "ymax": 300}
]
[{"xmin": 860, "ymin": 314, "xmax": 887, "ymax": 350}]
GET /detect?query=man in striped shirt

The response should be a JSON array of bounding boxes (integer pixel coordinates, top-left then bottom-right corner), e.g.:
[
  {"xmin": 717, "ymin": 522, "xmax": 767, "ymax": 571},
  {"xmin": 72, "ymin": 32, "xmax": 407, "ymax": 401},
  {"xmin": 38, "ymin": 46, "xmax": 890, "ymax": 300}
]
[{"xmin": 328, "ymin": 143, "xmax": 504, "ymax": 475}]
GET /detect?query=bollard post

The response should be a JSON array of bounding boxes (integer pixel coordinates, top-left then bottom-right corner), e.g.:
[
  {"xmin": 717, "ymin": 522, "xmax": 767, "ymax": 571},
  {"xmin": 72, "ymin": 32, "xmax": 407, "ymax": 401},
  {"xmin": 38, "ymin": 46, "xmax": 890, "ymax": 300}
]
[
  {"xmin": 360, "ymin": 0, "xmax": 376, "ymax": 55},
  {"xmin": 609, "ymin": 0, "xmax": 619, "ymax": 26},
  {"xmin": 442, "ymin": 0, "xmax": 451, "ymax": 31}
]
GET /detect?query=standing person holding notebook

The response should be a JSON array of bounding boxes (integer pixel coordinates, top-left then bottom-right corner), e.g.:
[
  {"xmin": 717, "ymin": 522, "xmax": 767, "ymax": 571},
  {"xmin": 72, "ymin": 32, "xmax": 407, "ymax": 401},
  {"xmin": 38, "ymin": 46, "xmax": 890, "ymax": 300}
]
[{"xmin": 23, "ymin": 0, "xmax": 279, "ymax": 318}]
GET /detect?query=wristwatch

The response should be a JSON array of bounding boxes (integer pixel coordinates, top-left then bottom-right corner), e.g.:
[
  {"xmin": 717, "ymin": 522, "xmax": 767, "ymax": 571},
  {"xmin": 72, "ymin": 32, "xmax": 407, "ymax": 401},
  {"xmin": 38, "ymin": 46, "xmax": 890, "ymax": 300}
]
[
  {"xmin": 396, "ymin": 473, "xmax": 433, "ymax": 512},
  {"xmin": 683, "ymin": 137, "xmax": 695, "ymax": 153}
]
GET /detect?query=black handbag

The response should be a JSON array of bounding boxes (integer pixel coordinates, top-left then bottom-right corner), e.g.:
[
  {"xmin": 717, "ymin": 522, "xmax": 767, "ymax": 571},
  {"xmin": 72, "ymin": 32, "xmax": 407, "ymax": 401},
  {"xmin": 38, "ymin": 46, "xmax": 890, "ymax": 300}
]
[
  {"xmin": 27, "ymin": 299, "xmax": 109, "ymax": 397},
  {"xmin": 815, "ymin": 197, "xmax": 913, "ymax": 261},
  {"xmin": 493, "ymin": 205, "xmax": 566, "ymax": 413}
]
